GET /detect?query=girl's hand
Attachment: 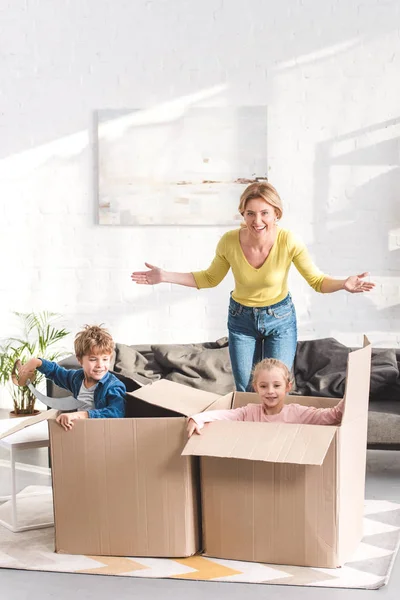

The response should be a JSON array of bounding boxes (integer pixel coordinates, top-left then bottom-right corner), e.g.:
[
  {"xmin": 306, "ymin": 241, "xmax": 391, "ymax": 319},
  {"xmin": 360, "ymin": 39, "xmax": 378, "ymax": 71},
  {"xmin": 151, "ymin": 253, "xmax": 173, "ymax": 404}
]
[
  {"xmin": 131, "ymin": 263, "xmax": 163, "ymax": 285},
  {"xmin": 187, "ymin": 418, "xmax": 202, "ymax": 437},
  {"xmin": 343, "ymin": 272, "xmax": 375, "ymax": 293}
]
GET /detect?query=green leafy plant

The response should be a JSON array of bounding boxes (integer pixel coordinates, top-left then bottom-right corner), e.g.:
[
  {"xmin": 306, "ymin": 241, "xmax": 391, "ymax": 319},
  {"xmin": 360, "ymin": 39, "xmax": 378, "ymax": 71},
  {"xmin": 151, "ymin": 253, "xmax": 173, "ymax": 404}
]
[{"xmin": 0, "ymin": 311, "xmax": 70, "ymax": 415}]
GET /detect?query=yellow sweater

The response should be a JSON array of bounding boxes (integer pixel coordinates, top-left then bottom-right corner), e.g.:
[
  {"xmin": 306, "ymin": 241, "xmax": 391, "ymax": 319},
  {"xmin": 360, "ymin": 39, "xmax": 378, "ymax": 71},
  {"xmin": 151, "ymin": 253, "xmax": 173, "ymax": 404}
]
[{"xmin": 192, "ymin": 228, "xmax": 326, "ymax": 307}]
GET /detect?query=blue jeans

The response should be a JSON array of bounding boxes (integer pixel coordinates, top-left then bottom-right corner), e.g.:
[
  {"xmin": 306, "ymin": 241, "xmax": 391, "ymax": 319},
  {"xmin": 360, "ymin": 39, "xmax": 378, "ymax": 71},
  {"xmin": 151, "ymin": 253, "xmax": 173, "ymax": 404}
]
[{"xmin": 228, "ymin": 294, "xmax": 297, "ymax": 392}]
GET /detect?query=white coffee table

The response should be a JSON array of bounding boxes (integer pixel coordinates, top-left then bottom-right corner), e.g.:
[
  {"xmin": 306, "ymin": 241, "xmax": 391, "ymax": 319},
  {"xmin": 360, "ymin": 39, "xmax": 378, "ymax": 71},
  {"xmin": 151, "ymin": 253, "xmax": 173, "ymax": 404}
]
[{"xmin": 0, "ymin": 417, "xmax": 53, "ymax": 532}]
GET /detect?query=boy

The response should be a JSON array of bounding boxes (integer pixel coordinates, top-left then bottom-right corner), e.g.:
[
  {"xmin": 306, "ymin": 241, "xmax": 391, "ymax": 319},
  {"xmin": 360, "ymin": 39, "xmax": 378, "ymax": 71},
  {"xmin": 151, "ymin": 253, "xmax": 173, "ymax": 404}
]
[{"xmin": 16, "ymin": 324, "xmax": 126, "ymax": 431}]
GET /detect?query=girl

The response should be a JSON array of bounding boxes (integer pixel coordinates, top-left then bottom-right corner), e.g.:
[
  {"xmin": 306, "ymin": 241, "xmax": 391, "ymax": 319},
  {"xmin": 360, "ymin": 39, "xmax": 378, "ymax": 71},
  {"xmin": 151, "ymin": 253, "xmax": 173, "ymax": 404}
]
[{"xmin": 187, "ymin": 358, "xmax": 344, "ymax": 437}]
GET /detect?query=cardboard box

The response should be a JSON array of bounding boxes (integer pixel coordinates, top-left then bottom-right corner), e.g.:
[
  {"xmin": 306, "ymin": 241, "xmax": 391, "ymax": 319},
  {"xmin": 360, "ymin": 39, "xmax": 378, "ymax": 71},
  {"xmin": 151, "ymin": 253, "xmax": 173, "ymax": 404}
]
[
  {"xmin": 0, "ymin": 379, "xmax": 230, "ymax": 558},
  {"xmin": 182, "ymin": 340, "xmax": 372, "ymax": 568}
]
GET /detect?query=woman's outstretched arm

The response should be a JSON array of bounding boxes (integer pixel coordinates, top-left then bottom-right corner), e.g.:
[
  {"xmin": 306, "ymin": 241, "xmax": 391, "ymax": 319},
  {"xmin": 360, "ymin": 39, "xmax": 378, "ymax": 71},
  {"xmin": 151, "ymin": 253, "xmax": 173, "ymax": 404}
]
[
  {"xmin": 131, "ymin": 262, "xmax": 197, "ymax": 287},
  {"xmin": 320, "ymin": 272, "xmax": 375, "ymax": 294}
]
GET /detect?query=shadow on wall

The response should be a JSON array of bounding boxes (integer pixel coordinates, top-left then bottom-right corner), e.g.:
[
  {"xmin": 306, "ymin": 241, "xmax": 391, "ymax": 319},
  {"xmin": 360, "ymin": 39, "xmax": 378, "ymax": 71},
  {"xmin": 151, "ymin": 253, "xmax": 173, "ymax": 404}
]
[
  {"xmin": 307, "ymin": 117, "xmax": 400, "ymax": 336},
  {"xmin": 2, "ymin": 0, "xmax": 400, "ymax": 159}
]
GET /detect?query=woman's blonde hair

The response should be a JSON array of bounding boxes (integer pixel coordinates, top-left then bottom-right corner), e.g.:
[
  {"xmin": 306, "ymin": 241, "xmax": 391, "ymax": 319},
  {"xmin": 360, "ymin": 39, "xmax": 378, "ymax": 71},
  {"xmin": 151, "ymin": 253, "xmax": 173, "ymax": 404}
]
[
  {"xmin": 74, "ymin": 324, "xmax": 115, "ymax": 359},
  {"xmin": 251, "ymin": 358, "xmax": 292, "ymax": 389},
  {"xmin": 238, "ymin": 181, "xmax": 283, "ymax": 220}
]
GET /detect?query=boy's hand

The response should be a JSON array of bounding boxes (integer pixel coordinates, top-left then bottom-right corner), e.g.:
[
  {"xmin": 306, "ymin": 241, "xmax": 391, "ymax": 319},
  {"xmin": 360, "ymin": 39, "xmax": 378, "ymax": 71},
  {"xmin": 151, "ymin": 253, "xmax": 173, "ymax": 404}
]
[
  {"xmin": 56, "ymin": 411, "xmax": 89, "ymax": 432},
  {"xmin": 12, "ymin": 358, "xmax": 42, "ymax": 387},
  {"xmin": 187, "ymin": 418, "xmax": 202, "ymax": 437}
]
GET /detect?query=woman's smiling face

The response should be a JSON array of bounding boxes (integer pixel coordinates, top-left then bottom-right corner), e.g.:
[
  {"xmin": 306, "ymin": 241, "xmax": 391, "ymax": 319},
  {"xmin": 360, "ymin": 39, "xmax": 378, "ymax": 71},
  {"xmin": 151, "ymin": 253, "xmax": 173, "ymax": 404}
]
[{"xmin": 242, "ymin": 197, "xmax": 278, "ymax": 237}]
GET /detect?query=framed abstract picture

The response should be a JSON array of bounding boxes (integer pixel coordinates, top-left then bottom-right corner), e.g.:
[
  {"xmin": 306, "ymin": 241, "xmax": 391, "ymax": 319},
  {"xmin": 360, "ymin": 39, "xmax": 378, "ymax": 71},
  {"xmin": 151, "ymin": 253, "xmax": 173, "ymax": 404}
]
[{"xmin": 96, "ymin": 106, "xmax": 268, "ymax": 225}]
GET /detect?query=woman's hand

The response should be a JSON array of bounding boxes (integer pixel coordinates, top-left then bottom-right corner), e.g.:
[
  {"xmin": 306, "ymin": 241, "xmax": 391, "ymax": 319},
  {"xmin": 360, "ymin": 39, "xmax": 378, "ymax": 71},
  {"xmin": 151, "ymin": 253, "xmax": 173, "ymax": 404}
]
[
  {"xmin": 343, "ymin": 272, "xmax": 375, "ymax": 294},
  {"xmin": 131, "ymin": 262, "xmax": 164, "ymax": 285},
  {"xmin": 187, "ymin": 418, "xmax": 202, "ymax": 437},
  {"xmin": 131, "ymin": 265, "xmax": 197, "ymax": 288}
]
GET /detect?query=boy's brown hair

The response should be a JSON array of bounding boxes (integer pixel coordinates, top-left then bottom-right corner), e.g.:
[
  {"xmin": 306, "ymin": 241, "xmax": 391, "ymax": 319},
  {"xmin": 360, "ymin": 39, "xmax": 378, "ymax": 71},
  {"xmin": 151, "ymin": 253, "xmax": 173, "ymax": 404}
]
[{"xmin": 74, "ymin": 325, "xmax": 115, "ymax": 360}]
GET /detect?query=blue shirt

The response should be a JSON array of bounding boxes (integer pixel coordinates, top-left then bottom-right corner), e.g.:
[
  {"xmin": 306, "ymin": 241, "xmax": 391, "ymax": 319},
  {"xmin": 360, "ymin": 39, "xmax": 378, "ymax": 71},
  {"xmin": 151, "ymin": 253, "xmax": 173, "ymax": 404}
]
[{"xmin": 38, "ymin": 359, "xmax": 126, "ymax": 419}]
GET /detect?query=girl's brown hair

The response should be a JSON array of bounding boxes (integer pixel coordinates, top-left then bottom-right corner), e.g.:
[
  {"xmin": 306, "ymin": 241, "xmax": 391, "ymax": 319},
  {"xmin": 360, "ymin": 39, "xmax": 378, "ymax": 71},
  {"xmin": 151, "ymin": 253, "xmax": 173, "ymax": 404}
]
[
  {"xmin": 74, "ymin": 324, "xmax": 114, "ymax": 360},
  {"xmin": 238, "ymin": 181, "xmax": 283, "ymax": 220},
  {"xmin": 251, "ymin": 358, "xmax": 292, "ymax": 389}
]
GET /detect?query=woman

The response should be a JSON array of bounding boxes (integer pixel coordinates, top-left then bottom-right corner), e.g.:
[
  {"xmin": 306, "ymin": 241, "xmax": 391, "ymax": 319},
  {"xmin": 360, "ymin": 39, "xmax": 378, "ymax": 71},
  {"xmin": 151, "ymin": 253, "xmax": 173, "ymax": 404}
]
[{"xmin": 131, "ymin": 181, "xmax": 374, "ymax": 391}]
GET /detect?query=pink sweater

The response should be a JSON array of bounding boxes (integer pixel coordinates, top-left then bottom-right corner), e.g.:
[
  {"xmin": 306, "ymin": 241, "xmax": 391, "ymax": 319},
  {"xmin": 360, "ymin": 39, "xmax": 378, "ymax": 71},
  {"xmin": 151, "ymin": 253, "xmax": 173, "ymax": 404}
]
[{"xmin": 191, "ymin": 400, "xmax": 344, "ymax": 430}]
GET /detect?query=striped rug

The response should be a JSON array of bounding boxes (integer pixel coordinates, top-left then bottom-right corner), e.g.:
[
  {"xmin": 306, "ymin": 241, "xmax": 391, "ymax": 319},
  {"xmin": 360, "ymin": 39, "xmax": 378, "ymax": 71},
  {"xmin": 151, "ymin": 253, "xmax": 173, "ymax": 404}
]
[{"xmin": 0, "ymin": 486, "xmax": 399, "ymax": 589}]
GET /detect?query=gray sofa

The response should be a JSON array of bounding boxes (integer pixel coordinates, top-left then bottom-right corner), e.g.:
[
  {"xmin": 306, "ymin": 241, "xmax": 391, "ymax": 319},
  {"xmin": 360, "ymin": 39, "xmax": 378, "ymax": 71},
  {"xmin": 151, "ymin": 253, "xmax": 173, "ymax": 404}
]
[{"xmin": 47, "ymin": 337, "xmax": 400, "ymax": 451}]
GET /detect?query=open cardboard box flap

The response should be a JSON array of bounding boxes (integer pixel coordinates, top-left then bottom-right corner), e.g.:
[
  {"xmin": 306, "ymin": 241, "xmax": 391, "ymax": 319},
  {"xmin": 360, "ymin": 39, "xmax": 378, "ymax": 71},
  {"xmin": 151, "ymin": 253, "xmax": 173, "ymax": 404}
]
[
  {"xmin": 0, "ymin": 409, "xmax": 58, "ymax": 441},
  {"xmin": 341, "ymin": 338, "xmax": 372, "ymax": 424},
  {"xmin": 126, "ymin": 378, "xmax": 222, "ymax": 417},
  {"xmin": 182, "ymin": 338, "xmax": 372, "ymax": 466},
  {"xmin": 182, "ymin": 420, "xmax": 337, "ymax": 465}
]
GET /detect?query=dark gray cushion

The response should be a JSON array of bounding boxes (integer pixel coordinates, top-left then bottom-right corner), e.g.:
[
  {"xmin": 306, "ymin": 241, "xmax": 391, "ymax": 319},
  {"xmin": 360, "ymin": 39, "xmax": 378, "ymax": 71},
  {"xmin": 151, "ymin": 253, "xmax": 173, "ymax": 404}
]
[
  {"xmin": 369, "ymin": 349, "xmax": 399, "ymax": 400},
  {"xmin": 113, "ymin": 343, "xmax": 164, "ymax": 382},
  {"xmin": 293, "ymin": 338, "xmax": 349, "ymax": 397},
  {"xmin": 293, "ymin": 338, "xmax": 400, "ymax": 401},
  {"xmin": 151, "ymin": 337, "xmax": 235, "ymax": 394}
]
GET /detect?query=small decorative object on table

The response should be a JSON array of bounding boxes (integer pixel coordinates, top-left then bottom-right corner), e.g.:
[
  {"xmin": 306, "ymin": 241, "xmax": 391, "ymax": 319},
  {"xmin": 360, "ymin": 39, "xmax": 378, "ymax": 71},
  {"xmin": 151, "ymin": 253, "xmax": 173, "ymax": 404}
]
[{"xmin": 0, "ymin": 311, "xmax": 70, "ymax": 416}]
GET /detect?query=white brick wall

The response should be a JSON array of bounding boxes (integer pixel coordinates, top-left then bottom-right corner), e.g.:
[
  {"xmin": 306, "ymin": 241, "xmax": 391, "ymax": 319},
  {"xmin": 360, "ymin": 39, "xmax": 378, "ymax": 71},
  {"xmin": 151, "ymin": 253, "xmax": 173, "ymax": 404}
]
[{"xmin": 1, "ymin": 0, "xmax": 399, "ymax": 407}]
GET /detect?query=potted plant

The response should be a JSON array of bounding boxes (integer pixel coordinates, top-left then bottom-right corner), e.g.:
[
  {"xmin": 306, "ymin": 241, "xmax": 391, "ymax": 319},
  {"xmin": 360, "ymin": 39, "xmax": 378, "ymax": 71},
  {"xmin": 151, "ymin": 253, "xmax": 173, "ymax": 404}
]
[{"xmin": 0, "ymin": 311, "xmax": 70, "ymax": 416}]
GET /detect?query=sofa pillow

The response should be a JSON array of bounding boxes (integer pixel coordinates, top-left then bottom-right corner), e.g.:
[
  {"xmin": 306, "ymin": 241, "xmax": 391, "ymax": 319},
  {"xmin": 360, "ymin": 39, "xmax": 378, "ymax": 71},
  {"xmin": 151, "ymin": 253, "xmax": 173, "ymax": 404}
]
[
  {"xmin": 151, "ymin": 338, "xmax": 234, "ymax": 394},
  {"xmin": 113, "ymin": 343, "xmax": 165, "ymax": 382},
  {"xmin": 293, "ymin": 338, "xmax": 350, "ymax": 398},
  {"xmin": 293, "ymin": 339, "xmax": 400, "ymax": 400},
  {"xmin": 369, "ymin": 349, "xmax": 399, "ymax": 400}
]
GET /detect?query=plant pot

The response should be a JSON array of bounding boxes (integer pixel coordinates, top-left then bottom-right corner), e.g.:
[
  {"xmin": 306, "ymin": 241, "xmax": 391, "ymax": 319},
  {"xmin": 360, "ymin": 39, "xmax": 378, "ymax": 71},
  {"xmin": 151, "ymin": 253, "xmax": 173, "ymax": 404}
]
[{"xmin": 9, "ymin": 409, "xmax": 41, "ymax": 418}]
